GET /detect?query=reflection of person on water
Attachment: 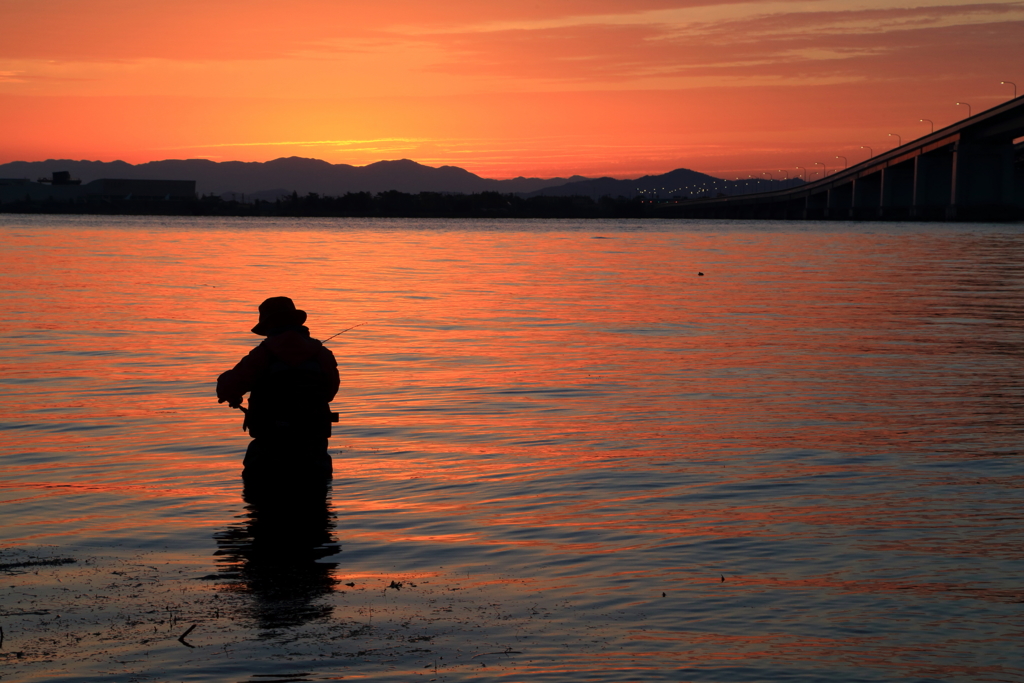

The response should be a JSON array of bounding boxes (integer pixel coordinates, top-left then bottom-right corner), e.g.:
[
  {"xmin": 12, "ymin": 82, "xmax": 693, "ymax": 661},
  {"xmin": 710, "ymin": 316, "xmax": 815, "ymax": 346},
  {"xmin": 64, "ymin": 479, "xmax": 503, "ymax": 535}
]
[
  {"xmin": 213, "ymin": 480, "xmax": 340, "ymax": 629},
  {"xmin": 217, "ymin": 297, "xmax": 340, "ymax": 480}
]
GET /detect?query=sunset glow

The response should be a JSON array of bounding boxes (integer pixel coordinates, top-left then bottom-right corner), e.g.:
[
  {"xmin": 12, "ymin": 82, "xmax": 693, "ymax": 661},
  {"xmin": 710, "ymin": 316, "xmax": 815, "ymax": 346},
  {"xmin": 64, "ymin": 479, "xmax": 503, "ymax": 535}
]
[{"xmin": 2, "ymin": 0, "xmax": 1022, "ymax": 179}]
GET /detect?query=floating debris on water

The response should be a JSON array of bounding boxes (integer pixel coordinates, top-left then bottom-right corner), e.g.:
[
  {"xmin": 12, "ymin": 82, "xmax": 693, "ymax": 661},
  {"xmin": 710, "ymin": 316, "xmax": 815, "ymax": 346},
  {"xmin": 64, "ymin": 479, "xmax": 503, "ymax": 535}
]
[{"xmin": 177, "ymin": 623, "xmax": 197, "ymax": 648}]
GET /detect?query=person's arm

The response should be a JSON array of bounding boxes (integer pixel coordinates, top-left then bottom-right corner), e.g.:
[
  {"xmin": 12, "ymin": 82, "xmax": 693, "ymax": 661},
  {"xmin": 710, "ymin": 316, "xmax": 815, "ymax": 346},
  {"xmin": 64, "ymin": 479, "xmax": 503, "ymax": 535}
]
[{"xmin": 217, "ymin": 344, "xmax": 269, "ymax": 408}]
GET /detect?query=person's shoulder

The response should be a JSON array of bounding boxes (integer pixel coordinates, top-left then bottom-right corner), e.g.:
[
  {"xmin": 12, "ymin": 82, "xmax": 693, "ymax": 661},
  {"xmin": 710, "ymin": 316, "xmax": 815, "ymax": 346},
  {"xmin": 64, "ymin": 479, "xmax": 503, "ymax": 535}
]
[
  {"xmin": 248, "ymin": 339, "xmax": 270, "ymax": 354},
  {"xmin": 244, "ymin": 340, "xmax": 273, "ymax": 361}
]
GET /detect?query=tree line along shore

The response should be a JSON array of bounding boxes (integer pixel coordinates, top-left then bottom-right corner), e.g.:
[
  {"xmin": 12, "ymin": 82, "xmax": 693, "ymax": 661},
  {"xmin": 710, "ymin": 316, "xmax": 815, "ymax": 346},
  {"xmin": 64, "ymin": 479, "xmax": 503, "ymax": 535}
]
[{"xmin": 0, "ymin": 190, "xmax": 665, "ymax": 219}]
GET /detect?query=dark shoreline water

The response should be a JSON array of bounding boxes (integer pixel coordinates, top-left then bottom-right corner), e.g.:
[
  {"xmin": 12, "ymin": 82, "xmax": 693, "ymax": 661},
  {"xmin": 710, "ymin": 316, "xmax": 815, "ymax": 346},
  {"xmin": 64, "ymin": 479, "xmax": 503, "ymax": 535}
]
[
  {"xmin": 2, "ymin": 216, "xmax": 1023, "ymax": 681},
  {"xmin": 5, "ymin": 192, "xmax": 1023, "ymax": 221},
  {"xmin": 1, "ymin": 192, "xmax": 656, "ymax": 219}
]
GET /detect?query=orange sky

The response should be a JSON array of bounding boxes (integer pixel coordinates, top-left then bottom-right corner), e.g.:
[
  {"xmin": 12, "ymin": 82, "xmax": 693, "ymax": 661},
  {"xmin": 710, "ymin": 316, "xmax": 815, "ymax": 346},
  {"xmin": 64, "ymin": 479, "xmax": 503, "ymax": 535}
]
[{"xmin": 1, "ymin": 0, "xmax": 1022, "ymax": 180}]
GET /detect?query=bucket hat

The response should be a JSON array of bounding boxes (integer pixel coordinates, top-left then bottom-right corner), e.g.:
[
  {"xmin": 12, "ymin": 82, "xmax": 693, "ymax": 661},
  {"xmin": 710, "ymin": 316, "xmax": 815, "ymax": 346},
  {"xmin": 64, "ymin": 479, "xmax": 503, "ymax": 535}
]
[{"xmin": 252, "ymin": 296, "xmax": 307, "ymax": 335}]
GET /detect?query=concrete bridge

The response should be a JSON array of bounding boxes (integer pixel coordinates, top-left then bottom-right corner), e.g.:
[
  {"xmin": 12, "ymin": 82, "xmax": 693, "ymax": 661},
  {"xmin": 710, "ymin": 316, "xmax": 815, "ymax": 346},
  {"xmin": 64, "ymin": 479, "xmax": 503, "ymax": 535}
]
[{"xmin": 660, "ymin": 95, "xmax": 1024, "ymax": 221}]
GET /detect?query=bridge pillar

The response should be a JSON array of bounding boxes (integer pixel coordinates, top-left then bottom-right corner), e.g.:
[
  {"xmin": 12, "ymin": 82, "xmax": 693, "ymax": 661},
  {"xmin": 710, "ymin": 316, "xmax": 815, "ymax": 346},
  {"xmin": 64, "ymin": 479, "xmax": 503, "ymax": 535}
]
[
  {"xmin": 911, "ymin": 156, "xmax": 918, "ymax": 216},
  {"xmin": 807, "ymin": 189, "xmax": 828, "ymax": 218},
  {"xmin": 855, "ymin": 170, "xmax": 882, "ymax": 218},
  {"xmin": 952, "ymin": 139, "xmax": 1017, "ymax": 218},
  {"xmin": 829, "ymin": 180, "xmax": 854, "ymax": 218},
  {"xmin": 882, "ymin": 159, "xmax": 914, "ymax": 219},
  {"xmin": 795, "ymin": 194, "xmax": 808, "ymax": 220},
  {"xmin": 913, "ymin": 145, "xmax": 954, "ymax": 220}
]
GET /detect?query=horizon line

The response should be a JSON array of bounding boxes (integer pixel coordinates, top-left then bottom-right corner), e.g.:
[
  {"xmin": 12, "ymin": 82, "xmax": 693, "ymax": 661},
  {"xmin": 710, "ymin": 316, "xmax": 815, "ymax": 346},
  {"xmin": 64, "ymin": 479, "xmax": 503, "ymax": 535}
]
[{"xmin": 0, "ymin": 155, "xmax": 805, "ymax": 184}]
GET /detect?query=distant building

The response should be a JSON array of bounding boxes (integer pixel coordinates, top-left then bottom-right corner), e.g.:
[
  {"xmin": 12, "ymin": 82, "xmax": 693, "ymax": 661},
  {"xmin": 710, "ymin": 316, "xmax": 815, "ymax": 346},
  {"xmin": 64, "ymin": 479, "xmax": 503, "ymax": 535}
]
[
  {"xmin": 0, "ymin": 175, "xmax": 83, "ymax": 203},
  {"xmin": 39, "ymin": 171, "xmax": 81, "ymax": 185}
]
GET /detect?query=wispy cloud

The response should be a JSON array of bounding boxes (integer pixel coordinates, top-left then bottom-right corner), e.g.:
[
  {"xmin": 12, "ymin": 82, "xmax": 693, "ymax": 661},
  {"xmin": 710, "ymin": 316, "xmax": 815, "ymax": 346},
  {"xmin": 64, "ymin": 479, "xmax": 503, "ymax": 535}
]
[
  {"xmin": 160, "ymin": 138, "xmax": 437, "ymax": 150},
  {"xmin": 397, "ymin": 0, "xmax": 1023, "ymax": 34},
  {"xmin": 405, "ymin": 1, "xmax": 1024, "ymax": 88}
]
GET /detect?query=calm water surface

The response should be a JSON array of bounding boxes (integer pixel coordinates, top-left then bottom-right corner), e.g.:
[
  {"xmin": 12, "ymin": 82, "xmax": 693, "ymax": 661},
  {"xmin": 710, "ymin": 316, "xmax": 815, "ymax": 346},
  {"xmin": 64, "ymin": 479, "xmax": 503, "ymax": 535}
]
[{"xmin": 1, "ymin": 216, "xmax": 1023, "ymax": 682}]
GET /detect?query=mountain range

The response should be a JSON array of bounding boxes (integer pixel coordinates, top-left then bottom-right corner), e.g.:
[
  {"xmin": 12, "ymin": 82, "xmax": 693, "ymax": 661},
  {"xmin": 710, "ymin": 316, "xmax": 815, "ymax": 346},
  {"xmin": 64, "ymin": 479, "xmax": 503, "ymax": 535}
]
[
  {"xmin": 0, "ymin": 157, "xmax": 586, "ymax": 198},
  {"xmin": 524, "ymin": 167, "xmax": 804, "ymax": 200},
  {"xmin": 0, "ymin": 157, "xmax": 803, "ymax": 200}
]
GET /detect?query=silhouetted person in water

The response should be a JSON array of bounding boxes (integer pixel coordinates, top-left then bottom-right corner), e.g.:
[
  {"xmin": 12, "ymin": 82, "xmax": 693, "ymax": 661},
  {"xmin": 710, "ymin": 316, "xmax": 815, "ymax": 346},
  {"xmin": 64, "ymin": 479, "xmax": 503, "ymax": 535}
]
[{"xmin": 217, "ymin": 297, "xmax": 340, "ymax": 481}]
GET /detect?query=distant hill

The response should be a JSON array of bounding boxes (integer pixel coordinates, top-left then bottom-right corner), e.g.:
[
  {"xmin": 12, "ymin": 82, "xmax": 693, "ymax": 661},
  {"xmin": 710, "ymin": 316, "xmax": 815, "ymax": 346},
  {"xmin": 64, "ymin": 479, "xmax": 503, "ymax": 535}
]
[
  {"xmin": 526, "ymin": 167, "xmax": 804, "ymax": 200},
  {"xmin": 0, "ymin": 157, "xmax": 590, "ymax": 198},
  {"xmin": 0, "ymin": 156, "xmax": 804, "ymax": 200}
]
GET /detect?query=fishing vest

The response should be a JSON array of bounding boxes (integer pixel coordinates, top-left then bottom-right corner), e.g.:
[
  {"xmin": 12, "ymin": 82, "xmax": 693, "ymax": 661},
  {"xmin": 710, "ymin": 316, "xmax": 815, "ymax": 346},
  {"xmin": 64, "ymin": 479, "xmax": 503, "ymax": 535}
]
[{"xmin": 244, "ymin": 347, "xmax": 334, "ymax": 440}]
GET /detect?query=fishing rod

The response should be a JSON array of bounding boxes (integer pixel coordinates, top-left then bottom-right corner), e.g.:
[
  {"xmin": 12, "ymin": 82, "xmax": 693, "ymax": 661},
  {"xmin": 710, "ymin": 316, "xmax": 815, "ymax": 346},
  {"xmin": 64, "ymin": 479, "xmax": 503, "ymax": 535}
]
[{"xmin": 322, "ymin": 322, "xmax": 367, "ymax": 342}]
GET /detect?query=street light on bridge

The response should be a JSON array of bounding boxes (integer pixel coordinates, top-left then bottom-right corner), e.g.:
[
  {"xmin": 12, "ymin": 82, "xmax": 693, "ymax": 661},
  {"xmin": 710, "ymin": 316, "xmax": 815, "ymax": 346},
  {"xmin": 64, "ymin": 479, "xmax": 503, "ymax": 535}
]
[
  {"xmin": 1001, "ymin": 81, "xmax": 1017, "ymax": 99},
  {"xmin": 956, "ymin": 101, "xmax": 972, "ymax": 118},
  {"xmin": 920, "ymin": 119, "xmax": 934, "ymax": 134},
  {"xmin": 814, "ymin": 162, "xmax": 826, "ymax": 179},
  {"xmin": 861, "ymin": 145, "xmax": 873, "ymax": 158},
  {"xmin": 795, "ymin": 166, "xmax": 806, "ymax": 181},
  {"xmin": 762, "ymin": 171, "xmax": 774, "ymax": 181},
  {"xmin": 778, "ymin": 169, "xmax": 789, "ymax": 180},
  {"xmin": 835, "ymin": 155, "xmax": 848, "ymax": 170},
  {"xmin": 889, "ymin": 133, "xmax": 902, "ymax": 147}
]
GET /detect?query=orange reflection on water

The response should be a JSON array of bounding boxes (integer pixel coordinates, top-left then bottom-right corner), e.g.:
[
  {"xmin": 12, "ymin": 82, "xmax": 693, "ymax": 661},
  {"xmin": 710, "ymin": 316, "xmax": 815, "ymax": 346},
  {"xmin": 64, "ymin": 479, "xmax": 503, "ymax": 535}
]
[{"xmin": 2, "ymin": 219, "xmax": 1023, "ymax": 680}]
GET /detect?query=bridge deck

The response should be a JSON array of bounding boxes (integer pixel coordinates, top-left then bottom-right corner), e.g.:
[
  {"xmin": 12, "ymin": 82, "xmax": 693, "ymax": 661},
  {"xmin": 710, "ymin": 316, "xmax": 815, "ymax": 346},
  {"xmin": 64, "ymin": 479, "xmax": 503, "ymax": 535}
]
[{"xmin": 659, "ymin": 95, "xmax": 1024, "ymax": 221}]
